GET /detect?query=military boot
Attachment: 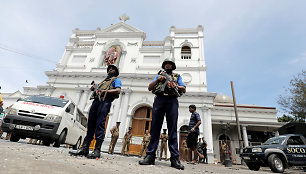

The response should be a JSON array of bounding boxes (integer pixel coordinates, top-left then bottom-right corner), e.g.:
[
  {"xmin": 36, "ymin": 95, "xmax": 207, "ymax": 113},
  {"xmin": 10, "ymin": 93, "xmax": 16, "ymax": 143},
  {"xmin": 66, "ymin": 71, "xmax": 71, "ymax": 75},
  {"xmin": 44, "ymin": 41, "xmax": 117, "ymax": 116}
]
[
  {"xmin": 139, "ymin": 155, "xmax": 155, "ymax": 165},
  {"xmin": 170, "ymin": 157, "xmax": 184, "ymax": 170},
  {"xmin": 69, "ymin": 139, "xmax": 90, "ymax": 156},
  {"xmin": 87, "ymin": 140, "xmax": 102, "ymax": 159}
]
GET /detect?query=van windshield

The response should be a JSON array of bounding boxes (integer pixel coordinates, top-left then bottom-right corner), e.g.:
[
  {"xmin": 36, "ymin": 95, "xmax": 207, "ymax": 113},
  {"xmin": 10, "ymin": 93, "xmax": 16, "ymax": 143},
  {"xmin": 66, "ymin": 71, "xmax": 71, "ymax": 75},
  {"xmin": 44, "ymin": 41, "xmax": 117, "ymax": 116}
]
[
  {"xmin": 263, "ymin": 136, "xmax": 286, "ymax": 145},
  {"xmin": 20, "ymin": 95, "xmax": 69, "ymax": 108}
]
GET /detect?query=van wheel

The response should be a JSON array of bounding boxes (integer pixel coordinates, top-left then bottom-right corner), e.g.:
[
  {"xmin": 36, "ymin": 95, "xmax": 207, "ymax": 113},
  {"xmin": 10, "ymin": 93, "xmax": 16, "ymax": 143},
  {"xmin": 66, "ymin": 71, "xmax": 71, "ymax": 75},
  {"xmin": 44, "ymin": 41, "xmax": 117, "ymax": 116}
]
[
  {"xmin": 10, "ymin": 134, "xmax": 20, "ymax": 142},
  {"xmin": 268, "ymin": 154, "xmax": 285, "ymax": 173},
  {"xmin": 53, "ymin": 130, "xmax": 67, "ymax": 148},
  {"xmin": 72, "ymin": 137, "xmax": 82, "ymax": 150}
]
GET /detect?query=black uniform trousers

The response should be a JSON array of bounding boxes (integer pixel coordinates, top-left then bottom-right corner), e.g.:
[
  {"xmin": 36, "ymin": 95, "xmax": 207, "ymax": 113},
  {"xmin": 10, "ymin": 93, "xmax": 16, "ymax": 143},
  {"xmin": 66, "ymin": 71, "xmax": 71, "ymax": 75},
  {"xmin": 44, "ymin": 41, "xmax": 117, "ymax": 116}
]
[
  {"xmin": 84, "ymin": 98, "xmax": 112, "ymax": 142},
  {"xmin": 146, "ymin": 95, "xmax": 180, "ymax": 159}
]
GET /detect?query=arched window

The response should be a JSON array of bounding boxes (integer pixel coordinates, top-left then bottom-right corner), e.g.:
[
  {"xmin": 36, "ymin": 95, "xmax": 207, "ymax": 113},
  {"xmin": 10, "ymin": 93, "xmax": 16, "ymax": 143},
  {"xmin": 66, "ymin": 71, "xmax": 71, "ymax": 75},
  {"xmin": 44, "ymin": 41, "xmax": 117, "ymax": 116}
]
[{"xmin": 181, "ymin": 46, "xmax": 191, "ymax": 59}]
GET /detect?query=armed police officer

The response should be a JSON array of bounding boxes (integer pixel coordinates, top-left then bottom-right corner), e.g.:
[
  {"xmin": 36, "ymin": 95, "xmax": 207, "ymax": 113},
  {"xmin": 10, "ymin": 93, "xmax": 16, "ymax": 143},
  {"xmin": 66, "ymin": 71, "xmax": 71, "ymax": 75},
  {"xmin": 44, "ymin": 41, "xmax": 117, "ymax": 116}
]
[
  {"xmin": 159, "ymin": 129, "xmax": 168, "ymax": 161},
  {"xmin": 69, "ymin": 64, "xmax": 121, "ymax": 159},
  {"xmin": 139, "ymin": 58, "xmax": 186, "ymax": 170},
  {"xmin": 121, "ymin": 127, "xmax": 133, "ymax": 156},
  {"xmin": 139, "ymin": 130, "xmax": 150, "ymax": 157},
  {"xmin": 108, "ymin": 122, "xmax": 120, "ymax": 154}
]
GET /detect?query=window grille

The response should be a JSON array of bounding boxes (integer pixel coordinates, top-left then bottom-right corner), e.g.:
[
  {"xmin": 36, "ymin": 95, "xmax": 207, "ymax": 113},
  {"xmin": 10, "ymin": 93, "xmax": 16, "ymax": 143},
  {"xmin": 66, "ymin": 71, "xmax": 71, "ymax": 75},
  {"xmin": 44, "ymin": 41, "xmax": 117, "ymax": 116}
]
[{"xmin": 181, "ymin": 46, "xmax": 191, "ymax": 59}]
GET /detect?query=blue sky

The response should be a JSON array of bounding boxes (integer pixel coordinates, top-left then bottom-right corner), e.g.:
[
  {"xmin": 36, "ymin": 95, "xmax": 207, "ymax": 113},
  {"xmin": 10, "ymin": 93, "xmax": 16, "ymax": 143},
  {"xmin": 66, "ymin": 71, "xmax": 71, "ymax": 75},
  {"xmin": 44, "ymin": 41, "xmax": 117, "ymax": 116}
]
[{"xmin": 0, "ymin": 0, "xmax": 305, "ymax": 116}]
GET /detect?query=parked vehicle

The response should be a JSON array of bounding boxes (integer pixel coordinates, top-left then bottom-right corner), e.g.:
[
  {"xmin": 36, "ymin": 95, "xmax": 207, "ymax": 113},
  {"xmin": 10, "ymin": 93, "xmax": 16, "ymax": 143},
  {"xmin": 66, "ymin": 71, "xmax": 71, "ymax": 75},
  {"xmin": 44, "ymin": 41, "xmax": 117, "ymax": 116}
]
[
  {"xmin": 1, "ymin": 95, "xmax": 87, "ymax": 149},
  {"xmin": 240, "ymin": 134, "xmax": 306, "ymax": 173}
]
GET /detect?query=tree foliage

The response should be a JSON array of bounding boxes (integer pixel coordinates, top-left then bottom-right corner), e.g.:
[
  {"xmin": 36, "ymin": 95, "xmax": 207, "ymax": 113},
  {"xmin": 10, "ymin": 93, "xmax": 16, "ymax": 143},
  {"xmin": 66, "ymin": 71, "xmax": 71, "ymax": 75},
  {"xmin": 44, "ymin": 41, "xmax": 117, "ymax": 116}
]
[
  {"xmin": 277, "ymin": 114, "xmax": 294, "ymax": 122},
  {"xmin": 278, "ymin": 70, "xmax": 306, "ymax": 122}
]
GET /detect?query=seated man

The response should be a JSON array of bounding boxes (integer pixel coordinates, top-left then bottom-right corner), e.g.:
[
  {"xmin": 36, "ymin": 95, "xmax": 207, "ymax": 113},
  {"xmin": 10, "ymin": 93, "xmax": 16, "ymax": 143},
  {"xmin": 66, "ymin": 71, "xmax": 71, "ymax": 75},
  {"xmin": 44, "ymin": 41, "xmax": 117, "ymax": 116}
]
[{"xmin": 197, "ymin": 138, "xmax": 204, "ymax": 163}]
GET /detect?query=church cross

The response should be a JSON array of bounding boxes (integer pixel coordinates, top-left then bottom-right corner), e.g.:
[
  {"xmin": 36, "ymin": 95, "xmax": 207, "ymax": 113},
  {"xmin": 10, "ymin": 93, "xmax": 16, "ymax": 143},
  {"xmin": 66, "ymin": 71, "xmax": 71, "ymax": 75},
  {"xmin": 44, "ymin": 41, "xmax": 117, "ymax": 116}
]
[{"xmin": 119, "ymin": 13, "xmax": 130, "ymax": 23}]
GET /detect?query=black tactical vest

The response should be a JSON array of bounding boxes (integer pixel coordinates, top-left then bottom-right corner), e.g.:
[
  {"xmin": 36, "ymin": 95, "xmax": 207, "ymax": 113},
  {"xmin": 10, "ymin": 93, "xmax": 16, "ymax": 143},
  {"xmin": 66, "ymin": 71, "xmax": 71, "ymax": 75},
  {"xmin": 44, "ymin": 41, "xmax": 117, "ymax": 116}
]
[
  {"xmin": 152, "ymin": 73, "xmax": 180, "ymax": 97},
  {"xmin": 97, "ymin": 77, "xmax": 119, "ymax": 101}
]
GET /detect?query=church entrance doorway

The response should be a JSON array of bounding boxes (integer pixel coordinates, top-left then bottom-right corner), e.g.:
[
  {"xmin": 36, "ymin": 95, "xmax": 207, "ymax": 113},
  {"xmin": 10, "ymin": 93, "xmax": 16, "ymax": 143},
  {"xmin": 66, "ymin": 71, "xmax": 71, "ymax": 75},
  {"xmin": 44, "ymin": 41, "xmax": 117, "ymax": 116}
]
[
  {"xmin": 219, "ymin": 134, "xmax": 232, "ymax": 163},
  {"xmin": 129, "ymin": 106, "xmax": 152, "ymax": 155}
]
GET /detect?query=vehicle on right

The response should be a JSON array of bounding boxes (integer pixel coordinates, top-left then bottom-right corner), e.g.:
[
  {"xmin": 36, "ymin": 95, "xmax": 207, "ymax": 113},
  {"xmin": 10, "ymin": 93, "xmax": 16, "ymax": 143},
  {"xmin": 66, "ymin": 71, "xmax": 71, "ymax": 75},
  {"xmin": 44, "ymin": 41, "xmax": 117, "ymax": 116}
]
[{"xmin": 240, "ymin": 134, "xmax": 306, "ymax": 173}]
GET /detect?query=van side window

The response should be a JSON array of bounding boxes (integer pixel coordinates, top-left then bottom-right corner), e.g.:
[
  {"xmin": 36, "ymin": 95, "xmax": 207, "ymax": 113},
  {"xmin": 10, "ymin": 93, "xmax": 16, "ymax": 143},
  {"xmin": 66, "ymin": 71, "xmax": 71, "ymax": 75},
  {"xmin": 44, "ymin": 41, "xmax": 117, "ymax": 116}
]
[
  {"xmin": 75, "ymin": 109, "xmax": 87, "ymax": 128},
  {"xmin": 81, "ymin": 117, "xmax": 87, "ymax": 128},
  {"xmin": 68, "ymin": 103, "xmax": 75, "ymax": 115},
  {"xmin": 76, "ymin": 110, "xmax": 80, "ymax": 122},
  {"xmin": 288, "ymin": 136, "xmax": 305, "ymax": 145}
]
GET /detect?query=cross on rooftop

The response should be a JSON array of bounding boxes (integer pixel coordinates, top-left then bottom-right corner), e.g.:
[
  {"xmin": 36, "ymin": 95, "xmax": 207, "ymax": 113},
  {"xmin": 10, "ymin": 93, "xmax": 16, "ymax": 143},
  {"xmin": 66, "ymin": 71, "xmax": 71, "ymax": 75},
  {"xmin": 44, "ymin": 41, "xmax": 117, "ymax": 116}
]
[{"xmin": 119, "ymin": 13, "xmax": 130, "ymax": 23}]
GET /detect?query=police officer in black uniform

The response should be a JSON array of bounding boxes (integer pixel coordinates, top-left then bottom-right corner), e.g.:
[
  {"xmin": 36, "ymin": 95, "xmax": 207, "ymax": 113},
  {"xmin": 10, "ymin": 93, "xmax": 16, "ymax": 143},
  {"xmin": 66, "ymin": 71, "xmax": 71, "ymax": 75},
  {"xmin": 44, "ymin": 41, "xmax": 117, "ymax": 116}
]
[
  {"xmin": 69, "ymin": 64, "xmax": 121, "ymax": 159},
  {"xmin": 139, "ymin": 58, "xmax": 186, "ymax": 170}
]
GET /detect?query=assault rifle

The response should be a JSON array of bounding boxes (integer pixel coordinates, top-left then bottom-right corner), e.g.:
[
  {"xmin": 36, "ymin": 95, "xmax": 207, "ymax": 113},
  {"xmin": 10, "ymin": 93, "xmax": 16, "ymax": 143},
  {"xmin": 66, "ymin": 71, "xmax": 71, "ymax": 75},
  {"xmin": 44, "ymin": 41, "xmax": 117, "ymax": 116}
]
[
  {"xmin": 89, "ymin": 81, "xmax": 101, "ymax": 101},
  {"xmin": 158, "ymin": 70, "xmax": 181, "ymax": 97}
]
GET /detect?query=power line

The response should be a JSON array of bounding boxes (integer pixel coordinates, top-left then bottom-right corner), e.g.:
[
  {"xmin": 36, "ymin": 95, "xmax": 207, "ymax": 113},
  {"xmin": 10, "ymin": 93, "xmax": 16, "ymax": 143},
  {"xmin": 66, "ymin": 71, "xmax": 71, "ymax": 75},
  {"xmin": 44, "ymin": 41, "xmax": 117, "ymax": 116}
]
[{"xmin": 0, "ymin": 44, "xmax": 57, "ymax": 64}]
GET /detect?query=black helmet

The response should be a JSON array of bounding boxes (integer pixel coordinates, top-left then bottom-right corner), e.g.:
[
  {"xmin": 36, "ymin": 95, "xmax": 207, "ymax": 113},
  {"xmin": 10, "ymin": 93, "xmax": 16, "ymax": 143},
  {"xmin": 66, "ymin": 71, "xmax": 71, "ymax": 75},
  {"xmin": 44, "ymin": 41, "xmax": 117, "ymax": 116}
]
[
  {"xmin": 107, "ymin": 64, "xmax": 119, "ymax": 76},
  {"xmin": 161, "ymin": 58, "xmax": 176, "ymax": 70}
]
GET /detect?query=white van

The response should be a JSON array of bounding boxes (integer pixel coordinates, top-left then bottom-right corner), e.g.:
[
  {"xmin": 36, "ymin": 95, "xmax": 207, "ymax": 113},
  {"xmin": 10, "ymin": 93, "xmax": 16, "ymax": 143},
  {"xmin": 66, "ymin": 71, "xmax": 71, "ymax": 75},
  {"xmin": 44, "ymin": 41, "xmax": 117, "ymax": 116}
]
[{"xmin": 1, "ymin": 95, "xmax": 87, "ymax": 149}]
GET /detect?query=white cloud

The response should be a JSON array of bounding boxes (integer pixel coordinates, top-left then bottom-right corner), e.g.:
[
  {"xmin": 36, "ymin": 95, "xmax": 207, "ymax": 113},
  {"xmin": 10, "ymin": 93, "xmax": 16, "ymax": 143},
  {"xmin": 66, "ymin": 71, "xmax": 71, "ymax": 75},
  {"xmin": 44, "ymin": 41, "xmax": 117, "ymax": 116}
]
[{"xmin": 289, "ymin": 53, "xmax": 306, "ymax": 64}]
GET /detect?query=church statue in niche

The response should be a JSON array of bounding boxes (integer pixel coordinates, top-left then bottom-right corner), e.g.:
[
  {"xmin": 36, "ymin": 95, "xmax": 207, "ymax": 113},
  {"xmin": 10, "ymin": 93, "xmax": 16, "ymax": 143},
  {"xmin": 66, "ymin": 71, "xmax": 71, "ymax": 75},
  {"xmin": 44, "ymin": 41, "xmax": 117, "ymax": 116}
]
[{"xmin": 104, "ymin": 45, "xmax": 122, "ymax": 66}]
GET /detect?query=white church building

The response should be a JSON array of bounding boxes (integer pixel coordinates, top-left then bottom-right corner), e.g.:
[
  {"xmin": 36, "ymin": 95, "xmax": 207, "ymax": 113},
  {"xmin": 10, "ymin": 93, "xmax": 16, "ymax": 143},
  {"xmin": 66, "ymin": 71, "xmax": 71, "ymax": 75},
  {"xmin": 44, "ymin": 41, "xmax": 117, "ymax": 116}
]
[{"xmin": 2, "ymin": 15, "xmax": 283, "ymax": 164}]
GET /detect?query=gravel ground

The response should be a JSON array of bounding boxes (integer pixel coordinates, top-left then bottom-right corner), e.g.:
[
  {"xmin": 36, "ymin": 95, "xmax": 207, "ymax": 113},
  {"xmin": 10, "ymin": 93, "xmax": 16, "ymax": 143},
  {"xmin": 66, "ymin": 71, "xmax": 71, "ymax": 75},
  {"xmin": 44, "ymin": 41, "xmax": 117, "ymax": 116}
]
[{"xmin": 0, "ymin": 139, "xmax": 305, "ymax": 174}]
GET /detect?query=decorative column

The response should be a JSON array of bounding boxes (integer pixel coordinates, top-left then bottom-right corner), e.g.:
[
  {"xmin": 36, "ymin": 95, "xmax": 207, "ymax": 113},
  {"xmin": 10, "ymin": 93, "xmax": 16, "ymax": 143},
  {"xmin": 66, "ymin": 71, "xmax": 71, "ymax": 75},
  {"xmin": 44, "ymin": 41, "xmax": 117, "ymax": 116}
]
[
  {"xmin": 74, "ymin": 88, "xmax": 83, "ymax": 106},
  {"xmin": 201, "ymin": 107, "xmax": 214, "ymax": 163},
  {"xmin": 198, "ymin": 106, "xmax": 206, "ymax": 139},
  {"xmin": 118, "ymin": 51, "xmax": 127, "ymax": 70},
  {"xmin": 57, "ymin": 33, "xmax": 77, "ymax": 70},
  {"xmin": 105, "ymin": 93, "xmax": 123, "ymax": 138},
  {"xmin": 57, "ymin": 50, "xmax": 72, "ymax": 71},
  {"xmin": 118, "ymin": 89, "xmax": 132, "ymax": 138},
  {"xmin": 78, "ymin": 88, "xmax": 90, "ymax": 111},
  {"xmin": 241, "ymin": 125, "xmax": 249, "ymax": 147}
]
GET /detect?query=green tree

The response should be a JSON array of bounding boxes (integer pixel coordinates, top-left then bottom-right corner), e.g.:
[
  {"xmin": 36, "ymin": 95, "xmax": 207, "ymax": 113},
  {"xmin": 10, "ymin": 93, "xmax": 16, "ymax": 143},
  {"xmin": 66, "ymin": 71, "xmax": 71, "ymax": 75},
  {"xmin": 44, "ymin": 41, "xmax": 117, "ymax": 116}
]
[
  {"xmin": 278, "ymin": 70, "xmax": 306, "ymax": 122},
  {"xmin": 277, "ymin": 114, "xmax": 294, "ymax": 122}
]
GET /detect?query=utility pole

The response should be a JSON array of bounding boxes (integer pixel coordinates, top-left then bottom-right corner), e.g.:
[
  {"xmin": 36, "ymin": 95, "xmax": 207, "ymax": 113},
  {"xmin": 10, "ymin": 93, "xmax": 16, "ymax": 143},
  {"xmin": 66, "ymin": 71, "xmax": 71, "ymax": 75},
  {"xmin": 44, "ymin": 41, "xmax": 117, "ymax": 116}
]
[{"xmin": 230, "ymin": 81, "xmax": 243, "ymax": 150}]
